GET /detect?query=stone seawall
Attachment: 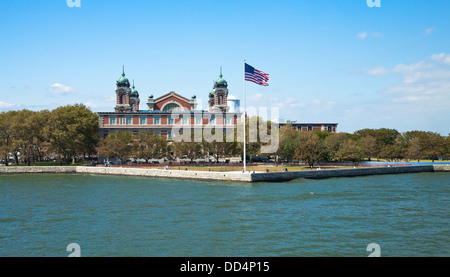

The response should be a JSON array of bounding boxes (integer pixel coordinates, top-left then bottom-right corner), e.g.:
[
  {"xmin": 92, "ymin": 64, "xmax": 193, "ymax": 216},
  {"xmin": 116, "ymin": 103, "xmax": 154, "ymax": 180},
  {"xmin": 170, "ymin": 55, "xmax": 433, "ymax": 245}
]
[
  {"xmin": 433, "ymin": 164, "xmax": 450, "ymax": 172},
  {"xmin": 75, "ymin": 166, "xmax": 252, "ymax": 182},
  {"xmin": 0, "ymin": 164, "xmax": 448, "ymax": 182},
  {"xmin": 0, "ymin": 166, "xmax": 76, "ymax": 174},
  {"xmin": 250, "ymin": 165, "xmax": 437, "ymax": 182}
]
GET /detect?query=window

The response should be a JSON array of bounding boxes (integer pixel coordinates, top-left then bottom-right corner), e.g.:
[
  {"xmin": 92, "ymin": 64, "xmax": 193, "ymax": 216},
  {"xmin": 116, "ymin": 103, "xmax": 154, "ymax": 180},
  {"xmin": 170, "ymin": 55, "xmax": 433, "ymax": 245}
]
[
  {"xmin": 163, "ymin": 103, "xmax": 182, "ymax": 113},
  {"xmin": 182, "ymin": 116, "xmax": 189, "ymax": 125},
  {"xmin": 328, "ymin": 126, "xmax": 332, "ymax": 132},
  {"xmin": 110, "ymin": 117, "xmax": 116, "ymax": 125},
  {"xmin": 154, "ymin": 117, "xmax": 160, "ymax": 125},
  {"xmin": 168, "ymin": 117, "xmax": 174, "ymax": 125},
  {"xmin": 307, "ymin": 126, "xmax": 313, "ymax": 131},
  {"xmin": 126, "ymin": 117, "xmax": 132, "ymax": 125},
  {"xmin": 210, "ymin": 115, "xmax": 215, "ymax": 125},
  {"xmin": 297, "ymin": 126, "xmax": 302, "ymax": 130},
  {"xmin": 167, "ymin": 131, "xmax": 172, "ymax": 139},
  {"xmin": 195, "ymin": 117, "xmax": 202, "ymax": 125},
  {"xmin": 140, "ymin": 118, "xmax": 146, "ymax": 125}
]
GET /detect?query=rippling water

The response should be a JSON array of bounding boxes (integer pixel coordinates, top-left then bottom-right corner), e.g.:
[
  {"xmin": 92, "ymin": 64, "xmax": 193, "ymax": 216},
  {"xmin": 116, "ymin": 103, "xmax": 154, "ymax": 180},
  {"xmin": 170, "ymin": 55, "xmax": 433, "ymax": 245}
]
[{"xmin": 0, "ymin": 173, "xmax": 448, "ymax": 257}]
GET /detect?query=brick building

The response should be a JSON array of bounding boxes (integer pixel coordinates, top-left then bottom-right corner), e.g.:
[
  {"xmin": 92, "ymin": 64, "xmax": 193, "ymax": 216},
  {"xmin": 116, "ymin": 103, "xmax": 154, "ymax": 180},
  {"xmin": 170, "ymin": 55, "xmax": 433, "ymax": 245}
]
[
  {"xmin": 98, "ymin": 67, "xmax": 242, "ymax": 139},
  {"xmin": 278, "ymin": 120, "xmax": 338, "ymax": 133}
]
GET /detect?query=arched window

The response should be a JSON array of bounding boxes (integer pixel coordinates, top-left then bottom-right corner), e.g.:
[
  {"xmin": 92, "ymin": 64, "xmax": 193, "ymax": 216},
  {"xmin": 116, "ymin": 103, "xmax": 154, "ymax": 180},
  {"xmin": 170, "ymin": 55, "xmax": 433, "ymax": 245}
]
[
  {"xmin": 219, "ymin": 95, "xmax": 223, "ymax": 105},
  {"xmin": 163, "ymin": 103, "xmax": 182, "ymax": 113}
]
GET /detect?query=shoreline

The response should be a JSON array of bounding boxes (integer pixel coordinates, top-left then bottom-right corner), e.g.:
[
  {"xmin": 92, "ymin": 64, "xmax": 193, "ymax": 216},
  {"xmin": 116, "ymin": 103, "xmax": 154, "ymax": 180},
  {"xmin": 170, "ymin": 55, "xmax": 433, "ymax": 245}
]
[{"xmin": 0, "ymin": 164, "xmax": 449, "ymax": 182}]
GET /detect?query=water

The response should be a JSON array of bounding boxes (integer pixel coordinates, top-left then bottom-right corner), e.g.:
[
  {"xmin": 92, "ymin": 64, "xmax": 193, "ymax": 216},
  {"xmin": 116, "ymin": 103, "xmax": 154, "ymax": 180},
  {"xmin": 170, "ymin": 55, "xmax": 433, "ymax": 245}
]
[{"xmin": 0, "ymin": 173, "xmax": 448, "ymax": 257}]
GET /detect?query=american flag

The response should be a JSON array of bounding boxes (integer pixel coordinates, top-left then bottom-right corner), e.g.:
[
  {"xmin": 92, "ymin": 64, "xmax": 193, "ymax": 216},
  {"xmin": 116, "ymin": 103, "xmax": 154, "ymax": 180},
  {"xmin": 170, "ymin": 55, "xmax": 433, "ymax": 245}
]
[{"xmin": 245, "ymin": 63, "xmax": 269, "ymax": 86}]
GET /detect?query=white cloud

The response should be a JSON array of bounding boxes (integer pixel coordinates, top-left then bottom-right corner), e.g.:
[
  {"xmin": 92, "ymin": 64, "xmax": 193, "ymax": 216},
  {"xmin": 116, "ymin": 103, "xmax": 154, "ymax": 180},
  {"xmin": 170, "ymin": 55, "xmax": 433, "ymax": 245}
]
[
  {"xmin": 365, "ymin": 53, "xmax": 450, "ymax": 109},
  {"xmin": 366, "ymin": 66, "xmax": 390, "ymax": 75},
  {"xmin": 83, "ymin": 102, "xmax": 98, "ymax": 108},
  {"xmin": 49, "ymin": 83, "xmax": 76, "ymax": 95},
  {"xmin": 425, "ymin": 27, "xmax": 434, "ymax": 35},
  {"xmin": 431, "ymin": 53, "xmax": 450, "ymax": 64},
  {"xmin": 105, "ymin": 95, "xmax": 116, "ymax": 102},
  {"xmin": 365, "ymin": 61, "xmax": 433, "ymax": 78},
  {"xmin": 357, "ymin": 32, "xmax": 382, "ymax": 39},
  {"xmin": 357, "ymin": 32, "xmax": 367, "ymax": 39},
  {"xmin": 0, "ymin": 101, "xmax": 13, "ymax": 108},
  {"xmin": 248, "ymin": 93, "xmax": 264, "ymax": 101}
]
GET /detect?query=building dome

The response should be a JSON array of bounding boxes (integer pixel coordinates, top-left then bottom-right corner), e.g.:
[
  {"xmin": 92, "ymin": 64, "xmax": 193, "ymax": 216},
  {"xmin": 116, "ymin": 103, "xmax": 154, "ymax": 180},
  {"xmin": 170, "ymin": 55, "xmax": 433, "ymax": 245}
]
[
  {"xmin": 215, "ymin": 67, "xmax": 227, "ymax": 86},
  {"xmin": 117, "ymin": 66, "xmax": 130, "ymax": 87},
  {"xmin": 117, "ymin": 76, "xmax": 130, "ymax": 85},
  {"xmin": 130, "ymin": 80, "xmax": 139, "ymax": 98},
  {"xmin": 216, "ymin": 76, "xmax": 227, "ymax": 85}
]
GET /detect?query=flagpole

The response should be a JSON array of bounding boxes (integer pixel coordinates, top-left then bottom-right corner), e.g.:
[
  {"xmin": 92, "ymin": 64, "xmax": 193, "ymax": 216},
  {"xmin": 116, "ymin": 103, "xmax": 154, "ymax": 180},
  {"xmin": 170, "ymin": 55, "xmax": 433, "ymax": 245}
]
[{"xmin": 243, "ymin": 59, "xmax": 247, "ymax": 172}]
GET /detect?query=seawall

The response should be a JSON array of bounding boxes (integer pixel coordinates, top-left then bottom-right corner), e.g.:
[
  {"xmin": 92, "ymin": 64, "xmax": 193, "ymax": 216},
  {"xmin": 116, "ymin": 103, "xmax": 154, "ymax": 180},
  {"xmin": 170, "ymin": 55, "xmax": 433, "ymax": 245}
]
[
  {"xmin": 0, "ymin": 166, "xmax": 76, "ymax": 174},
  {"xmin": 75, "ymin": 166, "xmax": 252, "ymax": 182},
  {"xmin": 250, "ymin": 165, "xmax": 449, "ymax": 182},
  {"xmin": 0, "ymin": 164, "xmax": 449, "ymax": 182}
]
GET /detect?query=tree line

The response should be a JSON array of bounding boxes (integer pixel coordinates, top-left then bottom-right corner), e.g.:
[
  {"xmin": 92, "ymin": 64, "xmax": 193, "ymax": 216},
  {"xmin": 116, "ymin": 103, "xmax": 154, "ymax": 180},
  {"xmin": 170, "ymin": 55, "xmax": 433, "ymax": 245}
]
[
  {"xmin": 1, "ymin": 107, "xmax": 448, "ymax": 166},
  {"xmin": 277, "ymin": 126, "xmax": 450, "ymax": 166},
  {"xmin": 0, "ymin": 104, "xmax": 99, "ymax": 165}
]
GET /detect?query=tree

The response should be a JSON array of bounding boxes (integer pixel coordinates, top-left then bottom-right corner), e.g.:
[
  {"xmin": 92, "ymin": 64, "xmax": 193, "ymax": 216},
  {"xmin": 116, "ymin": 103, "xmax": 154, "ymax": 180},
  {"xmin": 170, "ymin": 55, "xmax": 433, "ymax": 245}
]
[
  {"xmin": 335, "ymin": 139, "xmax": 364, "ymax": 162},
  {"xmin": 294, "ymin": 131, "xmax": 324, "ymax": 167},
  {"xmin": 445, "ymin": 135, "xmax": 450, "ymax": 160},
  {"xmin": 323, "ymin": 132, "xmax": 349, "ymax": 161},
  {"xmin": 45, "ymin": 104, "xmax": 99, "ymax": 164},
  {"xmin": 0, "ymin": 112, "xmax": 14, "ymax": 166},
  {"xmin": 359, "ymin": 135, "xmax": 377, "ymax": 161},
  {"xmin": 133, "ymin": 131, "xmax": 168, "ymax": 160},
  {"xmin": 98, "ymin": 130, "xmax": 133, "ymax": 164},
  {"xmin": 419, "ymin": 132, "xmax": 445, "ymax": 162},
  {"xmin": 276, "ymin": 125, "xmax": 298, "ymax": 162},
  {"xmin": 405, "ymin": 137, "xmax": 423, "ymax": 162},
  {"xmin": 354, "ymin": 128, "xmax": 399, "ymax": 159}
]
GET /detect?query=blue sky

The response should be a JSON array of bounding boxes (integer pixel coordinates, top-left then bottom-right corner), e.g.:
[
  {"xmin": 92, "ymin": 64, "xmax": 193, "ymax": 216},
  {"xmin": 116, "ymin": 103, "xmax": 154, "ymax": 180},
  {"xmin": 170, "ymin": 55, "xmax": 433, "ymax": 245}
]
[{"xmin": 0, "ymin": 0, "xmax": 449, "ymax": 135}]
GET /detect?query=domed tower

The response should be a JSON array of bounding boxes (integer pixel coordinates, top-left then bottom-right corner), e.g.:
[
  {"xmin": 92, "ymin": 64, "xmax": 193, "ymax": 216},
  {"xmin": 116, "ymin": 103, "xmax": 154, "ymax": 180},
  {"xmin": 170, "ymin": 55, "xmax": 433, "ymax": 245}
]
[
  {"xmin": 209, "ymin": 67, "xmax": 229, "ymax": 112},
  {"xmin": 129, "ymin": 80, "xmax": 140, "ymax": 112},
  {"xmin": 114, "ymin": 66, "xmax": 133, "ymax": 113}
]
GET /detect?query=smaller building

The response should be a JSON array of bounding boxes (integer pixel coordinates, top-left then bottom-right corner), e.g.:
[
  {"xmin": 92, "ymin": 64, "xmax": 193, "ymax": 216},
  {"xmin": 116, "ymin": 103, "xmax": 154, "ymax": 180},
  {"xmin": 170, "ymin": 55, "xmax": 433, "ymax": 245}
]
[{"xmin": 277, "ymin": 119, "xmax": 338, "ymax": 133}]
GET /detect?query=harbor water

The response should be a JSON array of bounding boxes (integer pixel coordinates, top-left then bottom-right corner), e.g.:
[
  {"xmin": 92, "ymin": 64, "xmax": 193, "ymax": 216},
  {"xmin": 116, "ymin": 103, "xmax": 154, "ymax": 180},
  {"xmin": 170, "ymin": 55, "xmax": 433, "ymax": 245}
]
[{"xmin": 0, "ymin": 172, "xmax": 448, "ymax": 257}]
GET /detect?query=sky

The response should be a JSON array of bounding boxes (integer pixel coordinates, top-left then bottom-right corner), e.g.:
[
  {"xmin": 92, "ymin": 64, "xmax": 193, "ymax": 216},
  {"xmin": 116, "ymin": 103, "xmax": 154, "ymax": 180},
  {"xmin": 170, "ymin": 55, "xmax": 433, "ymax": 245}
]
[{"xmin": 0, "ymin": 0, "xmax": 449, "ymax": 135}]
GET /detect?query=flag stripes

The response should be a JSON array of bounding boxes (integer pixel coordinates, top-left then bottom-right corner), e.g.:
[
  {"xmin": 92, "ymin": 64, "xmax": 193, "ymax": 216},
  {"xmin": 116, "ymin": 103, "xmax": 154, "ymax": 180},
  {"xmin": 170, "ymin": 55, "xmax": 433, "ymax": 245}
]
[{"xmin": 245, "ymin": 63, "xmax": 269, "ymax": 86}]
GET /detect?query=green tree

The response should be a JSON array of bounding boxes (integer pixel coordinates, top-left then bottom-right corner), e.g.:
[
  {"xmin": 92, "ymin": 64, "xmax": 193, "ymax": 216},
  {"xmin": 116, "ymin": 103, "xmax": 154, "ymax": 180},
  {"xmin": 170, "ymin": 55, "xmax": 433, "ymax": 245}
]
[
  {"xmin": 405, "ymin": 137, "xmax": 423, "ymax": 162},
  {"xmin": 99, "ymin": 130, "xmax": 133, "ymax": 164},
  {"xmin": 45, "ymin": 104, "xmax": 99, "ymax": 164},
  {"xmin": 294, "ymin": 131, "xmax": 324, "ymax": 167},
  {"xmin": 358, "ymin": 135, "xmax": 377, "ymax": 161},
  {"xmin": 335, "ymin": 139, "xmax": 364, "ymax": 162},
  {"xmin": 323, "ymin": 132, "xmax": 349, "ymax": 161},
  {"xmin": 354, "ymin": 128, "xmax": 399, "ymax": 159},
  {"xmin": 420, "ymin": 132, "xmax": 445, "ymax": 162},
  {"xmin": 276, "ymin": 125, "xmax": 298, "ymax": 162},
  {"xmin": 0, "ymin": 111, "xmax": 14, "ymax": 165}
]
